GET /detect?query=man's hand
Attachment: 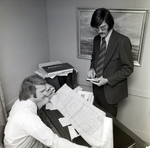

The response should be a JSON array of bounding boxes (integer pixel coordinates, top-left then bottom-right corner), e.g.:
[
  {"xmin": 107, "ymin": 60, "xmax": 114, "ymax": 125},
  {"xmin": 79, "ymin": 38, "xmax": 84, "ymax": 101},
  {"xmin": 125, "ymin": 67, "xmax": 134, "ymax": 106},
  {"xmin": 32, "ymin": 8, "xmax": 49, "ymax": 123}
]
[
  {"xmin": 37, "ymin": 84, "xmax": 56, "ymax": 109},
  {"xmin": 91, "ymin": 76, "xmax": 108, "ymax": 87},
  {"xmin": 87, "ymin": 68, "xmax": 96, "ymax": 79},
  {"xmin": 45, "ymin": 84, "xmax": 55, "ymax": 96}
]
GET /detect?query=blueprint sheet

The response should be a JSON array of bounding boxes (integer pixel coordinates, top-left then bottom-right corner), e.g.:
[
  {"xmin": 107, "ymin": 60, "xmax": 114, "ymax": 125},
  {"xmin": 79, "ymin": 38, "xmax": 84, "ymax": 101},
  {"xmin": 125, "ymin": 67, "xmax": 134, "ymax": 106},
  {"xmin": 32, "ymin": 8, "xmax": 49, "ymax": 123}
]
[{"xmin": 50, "ymin": 84, "xmax": 113, "ymax": 148}]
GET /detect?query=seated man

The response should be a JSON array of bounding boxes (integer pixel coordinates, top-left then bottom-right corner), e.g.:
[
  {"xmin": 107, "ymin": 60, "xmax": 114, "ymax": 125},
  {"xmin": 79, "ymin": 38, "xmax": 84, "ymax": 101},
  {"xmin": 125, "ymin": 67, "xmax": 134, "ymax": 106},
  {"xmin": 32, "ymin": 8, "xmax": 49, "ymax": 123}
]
[{"xmin": 4, "ymin": 74, "xmax": 90, "ymax": 148}]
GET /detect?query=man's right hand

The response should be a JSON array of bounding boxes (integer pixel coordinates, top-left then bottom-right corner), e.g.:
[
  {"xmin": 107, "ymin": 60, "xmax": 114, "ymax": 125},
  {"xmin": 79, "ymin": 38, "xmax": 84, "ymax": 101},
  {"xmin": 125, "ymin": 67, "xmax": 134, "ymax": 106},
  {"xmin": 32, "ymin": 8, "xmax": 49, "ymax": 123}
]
[{"xmin": 87, "ymin": 68, "xmax": 96, "ymax": 79}]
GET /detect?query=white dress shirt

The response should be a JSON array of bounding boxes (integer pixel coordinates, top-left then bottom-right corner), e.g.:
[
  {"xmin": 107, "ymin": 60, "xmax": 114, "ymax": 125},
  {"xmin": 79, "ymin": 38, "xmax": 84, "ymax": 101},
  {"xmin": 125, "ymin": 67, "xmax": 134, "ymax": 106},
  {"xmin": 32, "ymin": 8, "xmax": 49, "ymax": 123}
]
[
  {"xmin": 4, "ymin": 99, "xmax": 88, "ymax": 148},
  {"xmin": 100, "ymin": 29, "xmax": 113, "ymax": 50}
]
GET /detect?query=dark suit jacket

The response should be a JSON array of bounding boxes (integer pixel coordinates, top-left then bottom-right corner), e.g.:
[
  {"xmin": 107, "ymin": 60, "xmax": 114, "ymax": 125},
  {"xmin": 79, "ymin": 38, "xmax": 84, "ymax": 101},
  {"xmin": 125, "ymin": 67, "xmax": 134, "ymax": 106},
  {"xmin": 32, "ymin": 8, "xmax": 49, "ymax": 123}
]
[{"xmin": 90, "ymin": 30, "xmax": 134, "ymax": 104}]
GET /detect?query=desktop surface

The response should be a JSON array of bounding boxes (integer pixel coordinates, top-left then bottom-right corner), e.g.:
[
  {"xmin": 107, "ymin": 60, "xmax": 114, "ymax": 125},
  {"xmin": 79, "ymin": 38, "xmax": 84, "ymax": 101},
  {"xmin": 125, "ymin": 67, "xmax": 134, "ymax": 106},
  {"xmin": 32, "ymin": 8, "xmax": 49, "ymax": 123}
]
[
  {"xmin": 38, "ymin": 106, "xmax": 148, "ymax": 148},
  {"xmin": 39, "ymin": 72, "xmax": 148, "ymax": 148}
]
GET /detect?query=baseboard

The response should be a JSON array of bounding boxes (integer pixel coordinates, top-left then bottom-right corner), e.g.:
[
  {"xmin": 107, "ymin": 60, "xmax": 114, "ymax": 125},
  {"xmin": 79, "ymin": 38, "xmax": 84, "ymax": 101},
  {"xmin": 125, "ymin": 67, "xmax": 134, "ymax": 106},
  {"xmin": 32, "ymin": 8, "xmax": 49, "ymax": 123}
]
[{"xmin": 126, "ymin": 126, "xmax": 150, "ymax": 144}]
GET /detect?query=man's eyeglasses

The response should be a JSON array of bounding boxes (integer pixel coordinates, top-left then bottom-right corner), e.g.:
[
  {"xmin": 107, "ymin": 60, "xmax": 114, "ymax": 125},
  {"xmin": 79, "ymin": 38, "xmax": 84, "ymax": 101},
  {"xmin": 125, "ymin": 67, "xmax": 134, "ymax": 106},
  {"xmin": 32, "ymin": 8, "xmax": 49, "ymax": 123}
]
[{"xmin": 93, "ymin": 25, "xmax": 107, "ymax": 32}]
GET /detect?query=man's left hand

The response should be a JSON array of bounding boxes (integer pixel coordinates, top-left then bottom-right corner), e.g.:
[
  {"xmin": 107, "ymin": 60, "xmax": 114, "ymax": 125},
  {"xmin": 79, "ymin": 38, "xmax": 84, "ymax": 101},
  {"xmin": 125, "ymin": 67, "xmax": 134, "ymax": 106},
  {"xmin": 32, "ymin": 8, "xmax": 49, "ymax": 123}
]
[{"xmin": 91, "ymin": 76, "xmax": 108, "ymax": 87}]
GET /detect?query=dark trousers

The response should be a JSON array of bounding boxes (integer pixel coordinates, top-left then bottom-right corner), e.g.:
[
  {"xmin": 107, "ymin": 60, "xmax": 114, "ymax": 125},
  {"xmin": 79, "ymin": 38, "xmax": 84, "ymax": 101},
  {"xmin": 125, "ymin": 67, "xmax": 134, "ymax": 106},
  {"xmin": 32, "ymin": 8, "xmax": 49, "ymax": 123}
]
[{"xmin": 93, "ymin": 84, "xmax": 118, "ymax": 117}]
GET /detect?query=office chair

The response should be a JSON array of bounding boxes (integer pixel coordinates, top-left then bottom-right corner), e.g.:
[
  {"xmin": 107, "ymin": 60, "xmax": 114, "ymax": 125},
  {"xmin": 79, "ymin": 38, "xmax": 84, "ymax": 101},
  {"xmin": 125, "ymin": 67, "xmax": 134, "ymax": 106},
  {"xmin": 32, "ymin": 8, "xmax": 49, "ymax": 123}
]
[
  {"xmin": 0, "ymin": 125, "xmax": 5, "ymax": 148},
  {"xmin": 0, "ymin": 82, "xmax": 7, "ymax": 148}
]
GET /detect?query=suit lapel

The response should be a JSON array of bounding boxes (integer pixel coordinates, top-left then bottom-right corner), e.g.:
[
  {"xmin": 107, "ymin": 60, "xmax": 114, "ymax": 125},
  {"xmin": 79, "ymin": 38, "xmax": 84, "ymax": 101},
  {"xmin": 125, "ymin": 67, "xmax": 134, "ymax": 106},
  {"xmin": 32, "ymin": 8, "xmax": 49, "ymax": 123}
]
[{"xmin": 104, "ymin": 30, "xmax": 119, "ymax": 68}]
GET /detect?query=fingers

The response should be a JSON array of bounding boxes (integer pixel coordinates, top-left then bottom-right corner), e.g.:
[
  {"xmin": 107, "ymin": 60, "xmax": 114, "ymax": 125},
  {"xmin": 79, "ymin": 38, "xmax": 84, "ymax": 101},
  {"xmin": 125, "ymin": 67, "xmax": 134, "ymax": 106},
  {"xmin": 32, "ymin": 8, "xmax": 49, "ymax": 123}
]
[{"xmin": 87, "ymin": 69, "xmax": 96, "ymax": 78}]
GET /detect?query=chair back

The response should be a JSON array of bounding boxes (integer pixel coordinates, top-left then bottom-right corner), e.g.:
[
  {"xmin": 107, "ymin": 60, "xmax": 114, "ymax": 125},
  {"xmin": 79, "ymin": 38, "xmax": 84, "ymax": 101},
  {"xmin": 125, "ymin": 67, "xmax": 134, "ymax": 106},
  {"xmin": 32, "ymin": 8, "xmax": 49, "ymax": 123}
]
[{"xmin": 0, "ymin": 82, "xmax": 7, "ymax": 148}]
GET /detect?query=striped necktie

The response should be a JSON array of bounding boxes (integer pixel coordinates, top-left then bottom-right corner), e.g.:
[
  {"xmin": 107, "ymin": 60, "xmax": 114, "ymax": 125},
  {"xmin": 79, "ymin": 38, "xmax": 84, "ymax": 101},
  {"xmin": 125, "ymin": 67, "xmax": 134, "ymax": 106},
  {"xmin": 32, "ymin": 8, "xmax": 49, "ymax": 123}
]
[{"xmin": 96, "ymin": 37, "xmax": 106, "ymax": 78}]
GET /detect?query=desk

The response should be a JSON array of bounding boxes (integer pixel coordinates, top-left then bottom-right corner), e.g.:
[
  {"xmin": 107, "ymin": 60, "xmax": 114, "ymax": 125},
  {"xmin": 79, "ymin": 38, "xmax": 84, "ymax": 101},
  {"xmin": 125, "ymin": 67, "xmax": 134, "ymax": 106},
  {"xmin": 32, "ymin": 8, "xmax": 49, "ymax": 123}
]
[
  {"xmin": 38, "ymin": 105, "xmax": 148, "ymax": 148},
  {"xmin": 39, "ymin": 70, "xmax": 148, "ymax": 148}
]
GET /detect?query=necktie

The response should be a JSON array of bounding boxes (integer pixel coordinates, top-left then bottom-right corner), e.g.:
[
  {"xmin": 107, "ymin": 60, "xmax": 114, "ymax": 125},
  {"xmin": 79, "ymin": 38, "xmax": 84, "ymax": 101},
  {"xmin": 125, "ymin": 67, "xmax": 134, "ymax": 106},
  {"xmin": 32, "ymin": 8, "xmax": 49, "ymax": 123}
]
[{"xmin": 96, "ymin": 37, "xmax": 106, "ymax": 78}]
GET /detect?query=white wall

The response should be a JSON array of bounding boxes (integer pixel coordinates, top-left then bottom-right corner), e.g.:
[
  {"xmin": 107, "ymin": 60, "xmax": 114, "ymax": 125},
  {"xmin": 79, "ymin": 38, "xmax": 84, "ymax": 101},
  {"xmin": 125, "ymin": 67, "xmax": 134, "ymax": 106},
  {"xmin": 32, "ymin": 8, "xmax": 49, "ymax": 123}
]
[
  {"xmin": 46, "ymin": 0, "xmax": 150, "ymax": 143},
  {"xmin": 0, "ymin": 0, "xmax": 49, "ymax": 111},
  {"xmin": 0, "ymin": 0, "xmax": 149, "ymax": 144}
]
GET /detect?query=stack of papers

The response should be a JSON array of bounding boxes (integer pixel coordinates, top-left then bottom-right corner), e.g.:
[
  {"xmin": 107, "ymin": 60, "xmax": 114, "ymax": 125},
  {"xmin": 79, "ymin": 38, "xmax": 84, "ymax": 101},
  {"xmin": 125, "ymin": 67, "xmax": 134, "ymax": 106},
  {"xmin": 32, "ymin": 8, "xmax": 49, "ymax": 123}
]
[
  {"xmin": 34, "ymin": 61, "xmax": 76, "ymax": 79},
  {"xmin": 46, "ymin": 84, "xmax": 113, "ymax": 148}
]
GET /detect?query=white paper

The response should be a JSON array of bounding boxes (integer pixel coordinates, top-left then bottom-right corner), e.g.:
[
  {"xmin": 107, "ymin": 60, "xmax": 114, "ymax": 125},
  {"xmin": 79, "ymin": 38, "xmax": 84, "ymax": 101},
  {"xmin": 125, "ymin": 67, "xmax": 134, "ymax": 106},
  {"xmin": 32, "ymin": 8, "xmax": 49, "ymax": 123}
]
[
  {"xmin": 46, "ymin": 102, "xmax": 57, "ymax": 110},
  {"xmin": 58, "ymin": 117, "xmax": 71, "ymax": 127},
  {"xmin": 73, "ymin": 86, "xmax": 83, "ymax": 93},
  {"xmin": 47, "ymin": 69, "xmax": 73, "ymax": 79},
  {"xmin": 34, "ymin": 68, "xmax": 49, "ymax": 79},
  {"xmin": 50, "ymin": 84, "xmax": 113, "ymax": 147},
  {"xmin": 101, "ymin": 117, "xmax": 113, "ymax": 148},
  {"xmin": 68, "ymin": 126, "xmax": 80, "ymax": 140},
  {"xmin": 77, "ymin": 90, "xmax": 94, "ymax": 104}
]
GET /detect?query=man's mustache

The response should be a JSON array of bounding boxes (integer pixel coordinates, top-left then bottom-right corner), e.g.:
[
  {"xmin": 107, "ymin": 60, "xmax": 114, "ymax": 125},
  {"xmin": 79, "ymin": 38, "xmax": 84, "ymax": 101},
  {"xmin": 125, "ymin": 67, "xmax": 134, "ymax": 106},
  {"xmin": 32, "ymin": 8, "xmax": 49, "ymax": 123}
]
[{"xmin": 98, "ymin": 33, "xmax": 105, "ymax": 36}]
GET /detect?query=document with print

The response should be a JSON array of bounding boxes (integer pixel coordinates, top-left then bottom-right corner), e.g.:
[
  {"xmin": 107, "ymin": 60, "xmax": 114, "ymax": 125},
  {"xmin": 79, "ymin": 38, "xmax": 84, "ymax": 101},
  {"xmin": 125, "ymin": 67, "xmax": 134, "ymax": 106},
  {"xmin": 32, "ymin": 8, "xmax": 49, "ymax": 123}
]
[
  {"xmin": 50, "ymin": 84, "xmax": 113, "ymax": 147},
  {"xmin": 77, "ymin": 90, "xmax": 94, "ymax": 104}
]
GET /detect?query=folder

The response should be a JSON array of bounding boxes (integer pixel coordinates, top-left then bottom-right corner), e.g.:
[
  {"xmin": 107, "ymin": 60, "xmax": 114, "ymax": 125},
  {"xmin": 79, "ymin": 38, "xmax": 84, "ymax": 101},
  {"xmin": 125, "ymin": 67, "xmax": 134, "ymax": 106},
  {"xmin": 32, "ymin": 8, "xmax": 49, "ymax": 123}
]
[{"xmin": 42, "ymin": 63, "xmax": 74, "ymax": 75}]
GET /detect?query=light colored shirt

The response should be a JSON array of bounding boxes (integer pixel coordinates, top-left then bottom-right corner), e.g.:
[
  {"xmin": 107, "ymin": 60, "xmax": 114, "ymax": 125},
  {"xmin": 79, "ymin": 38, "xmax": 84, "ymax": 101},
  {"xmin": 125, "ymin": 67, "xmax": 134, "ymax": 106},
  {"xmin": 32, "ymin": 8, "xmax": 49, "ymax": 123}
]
[
  {"xmin": 100, "ymin": 29, "xmax": 113, "ymax": 49},
  {"xmin": 4, "ymin": 99, "xmax": 88, "ymax": 148}
]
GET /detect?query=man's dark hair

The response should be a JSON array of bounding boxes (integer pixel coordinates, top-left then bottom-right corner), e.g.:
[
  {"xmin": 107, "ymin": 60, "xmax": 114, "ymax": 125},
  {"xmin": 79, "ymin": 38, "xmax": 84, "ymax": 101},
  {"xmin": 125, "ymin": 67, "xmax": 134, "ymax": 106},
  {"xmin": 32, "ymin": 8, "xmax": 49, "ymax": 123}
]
[
  {"xmin": 90, "ymin": 8, "xmax": 114, "ymax": 31},
  {"xmin": 19, "ymin": 74, "xmax": 46, "ymax": 101}
]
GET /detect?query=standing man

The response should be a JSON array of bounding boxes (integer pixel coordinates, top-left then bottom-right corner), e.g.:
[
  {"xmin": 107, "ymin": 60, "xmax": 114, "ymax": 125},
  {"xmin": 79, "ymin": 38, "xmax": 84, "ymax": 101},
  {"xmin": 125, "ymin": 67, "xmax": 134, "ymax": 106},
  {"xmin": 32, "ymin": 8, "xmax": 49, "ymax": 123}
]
[
  {"xmin": 4, "ymin": 74, "xmax": 90, "ymax": 148},
  {"xmin": 87, "ymin": 8, "xmax": 134, "ymax": 117}
]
